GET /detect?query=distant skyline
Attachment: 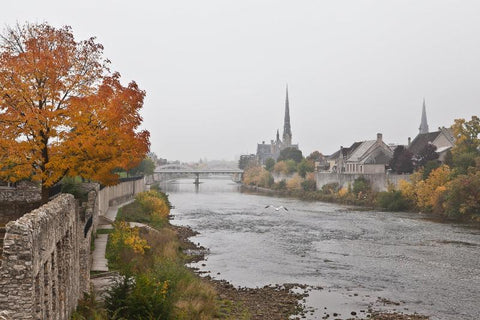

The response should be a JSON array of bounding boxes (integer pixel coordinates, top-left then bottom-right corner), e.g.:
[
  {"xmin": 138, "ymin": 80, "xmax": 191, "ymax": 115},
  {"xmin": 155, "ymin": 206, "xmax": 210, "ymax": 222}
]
[{"xmin": 2, "ymin": 1, "xmax": 480, "ymax": 161}]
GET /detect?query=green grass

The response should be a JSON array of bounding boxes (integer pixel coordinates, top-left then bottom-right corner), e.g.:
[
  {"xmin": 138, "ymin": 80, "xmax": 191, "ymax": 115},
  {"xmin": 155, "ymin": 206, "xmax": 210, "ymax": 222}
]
[{"xmin": 116, "ymin": 201, "xmax": 167, "ymax": 229}]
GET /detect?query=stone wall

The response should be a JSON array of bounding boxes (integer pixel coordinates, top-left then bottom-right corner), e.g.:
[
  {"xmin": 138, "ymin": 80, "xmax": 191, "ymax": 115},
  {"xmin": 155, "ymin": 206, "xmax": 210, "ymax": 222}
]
[
  {"xmin": 0, "ymin": 184, "xmax": 42, "ymax": 226},
  {"xmin": 316, "ymin": 172, "xmax": 411, "ymax": 192},
  {"xmin": 0, "ymin": 194, "xmax": 90, "ymax": 320},
  {"xmin": 0, "ymin": 177, "xmax": 145, "ymax": 319},
  {"xmin": 0, "ymin": 186, "xmax": 40, "ymax": 203},
  {"xmin": 0, "ymin": 202, "xmax": 41, "ymax": 226}
]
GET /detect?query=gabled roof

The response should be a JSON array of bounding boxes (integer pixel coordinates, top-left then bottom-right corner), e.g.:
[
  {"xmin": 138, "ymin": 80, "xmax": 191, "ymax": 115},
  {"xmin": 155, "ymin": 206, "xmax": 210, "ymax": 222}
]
[
  {"xmin": 347, "ymin": 140, "xmax": 376, "ymax": 162},
  {"xmin": 327, "ymin": 142, "xmax": 362, "ymax": 160},
  {"xmin": 436, "ymin": 127, "xmax": 455, "ymax": 145},
  {"xmin": 363, "ymin": 148, "xmax": 392, "ymax": 165},
  {"xmin": 408, "ymin": 131, "xmax": 442, "ymax": 155}
]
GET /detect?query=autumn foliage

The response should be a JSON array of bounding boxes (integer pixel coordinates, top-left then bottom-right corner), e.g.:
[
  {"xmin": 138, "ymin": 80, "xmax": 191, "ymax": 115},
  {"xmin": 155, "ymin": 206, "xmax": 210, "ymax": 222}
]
[
  {"xmin": 0, "ymin": 23, "xmax": 149, "ymax": 201},
  {"xmin": 395, "ymin": 116, "xmax": 480, "ymax": 219}
]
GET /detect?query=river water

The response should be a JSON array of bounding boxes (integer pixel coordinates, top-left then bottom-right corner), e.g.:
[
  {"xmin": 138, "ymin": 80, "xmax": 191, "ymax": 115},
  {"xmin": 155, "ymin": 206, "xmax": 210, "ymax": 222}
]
[{"xmin": 163, "ymin": 178, "xmax": 480, "ymax": 320}]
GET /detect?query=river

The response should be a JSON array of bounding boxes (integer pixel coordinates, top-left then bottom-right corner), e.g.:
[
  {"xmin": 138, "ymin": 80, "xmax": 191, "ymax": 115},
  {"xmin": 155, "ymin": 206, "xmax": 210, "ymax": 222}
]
[{"xmin": 162, "ymin": 178, "xmax": 480, "ymax": 320}]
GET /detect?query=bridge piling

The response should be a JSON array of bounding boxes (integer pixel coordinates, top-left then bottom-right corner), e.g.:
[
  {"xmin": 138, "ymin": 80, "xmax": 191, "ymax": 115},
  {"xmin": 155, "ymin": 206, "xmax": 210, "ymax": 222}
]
[{"xmin": 194, "ymin": 173, "xmax": 200, "ymax": 185}]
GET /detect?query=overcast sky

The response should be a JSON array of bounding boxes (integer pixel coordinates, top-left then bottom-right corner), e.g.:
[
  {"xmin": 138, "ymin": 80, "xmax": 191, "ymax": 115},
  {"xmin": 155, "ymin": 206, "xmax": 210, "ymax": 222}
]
[{"xmin": 2, "ymin": 1, "xmax": 480, "ymax": 162}]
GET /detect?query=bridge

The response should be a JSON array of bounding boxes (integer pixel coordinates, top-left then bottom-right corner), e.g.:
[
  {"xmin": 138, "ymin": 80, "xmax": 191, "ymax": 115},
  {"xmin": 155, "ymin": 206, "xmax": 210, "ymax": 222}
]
[{"xmin": 153, "ymin": 164, "xmax": 244, "ymax": 184}]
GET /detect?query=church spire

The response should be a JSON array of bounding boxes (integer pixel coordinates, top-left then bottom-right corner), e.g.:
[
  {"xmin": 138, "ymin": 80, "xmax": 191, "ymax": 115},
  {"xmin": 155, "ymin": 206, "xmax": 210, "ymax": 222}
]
[
  {"xmin": 282, "ymin": 85, "xmax": 292, "ymax": 146},
  {"xmin": 419, "ymin": 98, "xmax": 429, "ymax": 134}
]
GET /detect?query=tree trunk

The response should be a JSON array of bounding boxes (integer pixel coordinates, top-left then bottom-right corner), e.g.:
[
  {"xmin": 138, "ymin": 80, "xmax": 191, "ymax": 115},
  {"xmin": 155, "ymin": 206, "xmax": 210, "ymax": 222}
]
[{"xmin": 41, "ymin": 185, "xmax": 50, "ymax": 204}]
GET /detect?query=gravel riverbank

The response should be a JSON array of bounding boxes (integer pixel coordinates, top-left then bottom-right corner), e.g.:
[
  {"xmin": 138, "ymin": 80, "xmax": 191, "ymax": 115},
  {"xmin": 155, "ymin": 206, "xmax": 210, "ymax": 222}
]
[{"xmin": 173, "ymin": 224, "xmax": 429, "ymax": 320}]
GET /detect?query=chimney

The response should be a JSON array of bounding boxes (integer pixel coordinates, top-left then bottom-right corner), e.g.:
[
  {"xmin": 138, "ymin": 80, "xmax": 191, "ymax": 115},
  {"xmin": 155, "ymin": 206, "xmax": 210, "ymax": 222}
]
[
  {"xmin": 377, "ymin": 133, "xmax": 383, "ymax": 142},
  {"xmin": 262, "ymin": 141, "xmax": 265, "ymax": 144},
  {"xmin": 408, "ymin": 137, "xmax": 411, "ymax": 146}
]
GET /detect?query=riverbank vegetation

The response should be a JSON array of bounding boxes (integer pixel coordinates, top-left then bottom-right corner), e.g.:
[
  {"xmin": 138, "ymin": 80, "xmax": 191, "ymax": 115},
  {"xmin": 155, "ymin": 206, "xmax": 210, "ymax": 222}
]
[
  {"xmin": 388, "ymin": 116, "xmax": 480, "ymax": 220},
  {"xmin": 73, "ymin": 188, "xmax": 306, "ymax": 319},
  {"xmin": 243, "ymin": 116, "xmax": 480, "ymax": 221},
  {"xmin": 73, "ymin": 188, "xmax": 220, "ymax": 319}
]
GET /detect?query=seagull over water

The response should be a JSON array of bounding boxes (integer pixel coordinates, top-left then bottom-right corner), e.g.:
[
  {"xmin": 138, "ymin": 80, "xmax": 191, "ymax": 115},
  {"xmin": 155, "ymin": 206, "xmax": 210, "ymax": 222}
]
[{"xmin": 265, "ymin": 205, "xmax": 288, "ymax": 211}]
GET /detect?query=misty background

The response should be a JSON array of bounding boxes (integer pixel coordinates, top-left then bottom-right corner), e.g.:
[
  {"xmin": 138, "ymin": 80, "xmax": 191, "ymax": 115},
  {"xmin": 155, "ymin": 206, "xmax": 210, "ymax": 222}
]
[{"xmin": 2, "ymin": 0, "xmax": 480, "ymax": 161}]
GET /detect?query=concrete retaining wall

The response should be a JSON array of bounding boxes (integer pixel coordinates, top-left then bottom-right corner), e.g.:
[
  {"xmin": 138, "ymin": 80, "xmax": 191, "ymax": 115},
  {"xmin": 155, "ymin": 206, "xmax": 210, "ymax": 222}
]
[
  {"xmin": 98, "ymin": 178, "xmax": 145, "ymax": 216},
  {"xmin": 316, "ymin": 172, "xmax": 411, "ymax": 192}
]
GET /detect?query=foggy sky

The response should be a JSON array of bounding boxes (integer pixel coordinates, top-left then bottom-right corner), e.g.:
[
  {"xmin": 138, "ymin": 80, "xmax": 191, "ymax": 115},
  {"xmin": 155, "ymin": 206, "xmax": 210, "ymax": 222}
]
[{"xmin": 2, "ymin": 1, "xmax": 480, "ymax": 162}]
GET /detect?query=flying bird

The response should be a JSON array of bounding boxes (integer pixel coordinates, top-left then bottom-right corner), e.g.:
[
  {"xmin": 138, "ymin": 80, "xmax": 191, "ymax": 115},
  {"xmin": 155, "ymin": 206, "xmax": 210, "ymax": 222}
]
[{"xmin": 265, "ymin": 205, "xmax": 288, "ymax": 211}]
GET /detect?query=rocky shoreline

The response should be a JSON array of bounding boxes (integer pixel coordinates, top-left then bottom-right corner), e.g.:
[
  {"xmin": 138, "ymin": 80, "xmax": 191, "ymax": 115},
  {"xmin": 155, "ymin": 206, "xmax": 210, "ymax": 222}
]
[{"xmin": 172, "ymin": 224, "xmax": 430, "ymax": 320}]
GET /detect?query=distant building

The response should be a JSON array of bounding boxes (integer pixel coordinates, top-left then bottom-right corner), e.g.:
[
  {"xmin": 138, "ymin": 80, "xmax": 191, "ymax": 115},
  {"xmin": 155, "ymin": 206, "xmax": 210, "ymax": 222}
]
[
  {"xmin": 326, "ymin": 133, "xmax": 393, "ymax": 174},
  {"xmin": 256, "ymin": 86, "xmax": 299, "ymax": 164},
  {"xmin": 239, "ymin": 154, "xmax": 257, "ymax": 169},
  {"xmin": 408, "ymin": 102, "xmax": 456, "ymax": 162},
  {"xmin": 419, "ymin": 98, "xmax": 429, "ymax": 134},
  {"xmin": 408, "ymin": 127, "xmax": 455, "ymax": 162}
]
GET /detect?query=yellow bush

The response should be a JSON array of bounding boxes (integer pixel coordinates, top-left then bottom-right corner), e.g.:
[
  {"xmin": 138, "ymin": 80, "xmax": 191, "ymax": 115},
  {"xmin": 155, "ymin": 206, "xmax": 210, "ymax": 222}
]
[
  {"xmin": 398, "ymin": 179, "xmax": 416, "ymax": 204},
  {"xmin": 306, "ymin": 172, "xmax": 316, "ymax": 182},
  {"xmin": 135, "ymin": 190, "xmax": 170, "ymax": 218},
  {"xmin": 273, "ymin": 161, "xmax": 288, "ymax": 175},
  {"xmin": 110, "ymin": 221, "xmax": 150, "ymax": 254},
  {"xmin": 337, "ymin": 187, "xmax": 348, "ymax": 197},
  {"xmin": 243, "ymin": 165, "xmax": 272, "ymax": 187},
  {"xmin": 415, "ymin": 165, "xmax": 451, "ymax": 212},
  {"xmin": 286, "ymin": 173, "xmax": 303, "ymax": 190}
]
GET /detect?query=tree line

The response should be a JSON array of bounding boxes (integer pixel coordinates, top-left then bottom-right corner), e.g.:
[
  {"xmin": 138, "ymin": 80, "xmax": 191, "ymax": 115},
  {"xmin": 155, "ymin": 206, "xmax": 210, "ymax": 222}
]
[{"xmin": 243, "ymin": 117, "xmax": 480, "ymax": 221}]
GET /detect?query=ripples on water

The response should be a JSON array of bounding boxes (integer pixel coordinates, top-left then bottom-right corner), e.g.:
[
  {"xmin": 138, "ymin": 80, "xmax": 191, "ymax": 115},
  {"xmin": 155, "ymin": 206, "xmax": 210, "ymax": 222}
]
[{"xmin": 163, "ymin": 178, "xmax": 480, "ymax": 320}]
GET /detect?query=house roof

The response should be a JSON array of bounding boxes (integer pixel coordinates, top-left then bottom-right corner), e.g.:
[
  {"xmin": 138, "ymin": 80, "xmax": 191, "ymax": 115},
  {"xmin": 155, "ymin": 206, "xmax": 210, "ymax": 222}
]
[
  {"xmin": 327, "ymin": 142, "xmax": 362, "ymax": 160},
  {"xmin": 363, "ymin": 149, "xmax": 392, "ymax": 165},
  {"xmin": 408, "ymin": 131, "xmax": 442, "ymax": 155},
  {"xmin": 436, "ymin": 146, "xmax": 452, "ymax": 154},
  {"xmin": 347, "ymin": 140, "xmax": 376, "ymax": 162}
]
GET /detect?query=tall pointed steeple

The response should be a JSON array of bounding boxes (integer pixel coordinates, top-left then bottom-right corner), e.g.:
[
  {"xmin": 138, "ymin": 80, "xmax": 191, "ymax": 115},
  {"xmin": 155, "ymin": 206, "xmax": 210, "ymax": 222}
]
[
  {"xmin": 282, "ymin": 85, "xmax": 292, "ymax": 146},
  {"xmin": 419, "ymin": 98, "xmax": 429, "ymax": 134}
]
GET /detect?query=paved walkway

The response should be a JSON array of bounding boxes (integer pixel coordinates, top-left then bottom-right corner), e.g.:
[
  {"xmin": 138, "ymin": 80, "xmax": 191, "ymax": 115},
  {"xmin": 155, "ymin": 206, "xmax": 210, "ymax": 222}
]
[
  {"xmin": 91, "ymin": 199, "xmax": 134, "ymax": 272},
  {"xmin": 91, "ymin": 234, "xmax": 109, "ymax": 271}
]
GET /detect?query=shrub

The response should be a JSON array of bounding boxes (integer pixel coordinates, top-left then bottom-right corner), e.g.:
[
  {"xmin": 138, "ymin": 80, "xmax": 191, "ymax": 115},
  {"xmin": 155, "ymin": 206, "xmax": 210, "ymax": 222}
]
[
  {"xmin": 422, "ymin": 160, "xmax": 440, "ymax": 180},
  {"xmin": 376, "ymin": 191, "xmax": 411, "ymax": 211},
  {"xmin": 285, "ymin": 160, "xmax": 297, "ymax": 174},
  {"xmin": 273, "ymin": 161, "xmax": 288, "ymax": 175},
  {"xmin": 415, "ymin": 165, "xmax": 451, "ymax": 212},
  {"xmin": 106, "ymin": 221, "xmax": 150, "ymax": 271},
  {"xmin": 61, "ymin": 177, "xmax": 88, "ymax": 201},
  {"xmin": 444, "ymin": 171, "xmax": 480, "ymax": 219},
  {"xmin": 72, "ymin": 290, "xmax": 108, "ymax": 320},
  {"xmin": 352, "ymin": 176, "xmax": 370, "ymax": 196},
  {"xmin": 337, "ymin": 187, "xmax": 348, "ymax": 198},
  {"xmin": 301, "ymin": 179, "xmax": 316, "ymax": 191},
  {"xmin": 265, "ymin": 158, "xmax": 275, "ymax": 172},
  {"xmin": 321, "ymin": 182, "xmax": 340, "ymax": 195},
  {"xmin": 243, "ymin": 166, "xmax": 273, "ymax": 187},
  {"xmin": 272, "ymin": 180, "xmax": 287, "ymax": 190},
  {"xmin": 297, "ymin": 159, "xmax": 314, "ymax": 178},
  {"xmin": 286, "ymin": 174, "xmax": 303, "ymax": 190}
]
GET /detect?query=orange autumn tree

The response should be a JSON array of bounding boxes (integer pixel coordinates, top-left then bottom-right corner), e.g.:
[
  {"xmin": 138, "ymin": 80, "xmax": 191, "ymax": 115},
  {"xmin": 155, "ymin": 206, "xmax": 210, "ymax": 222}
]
[{"xmin": 0, "ymin": 23, "xmax": 149, "ymax": 202}]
